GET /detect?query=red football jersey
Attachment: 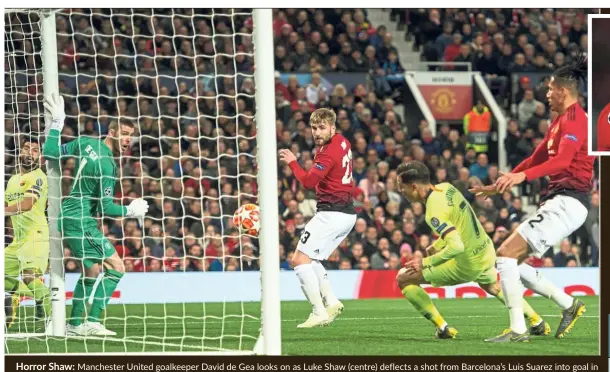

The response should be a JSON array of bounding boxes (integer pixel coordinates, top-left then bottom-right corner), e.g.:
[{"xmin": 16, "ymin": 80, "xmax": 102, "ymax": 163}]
[
  {"xmin": 311, "ymin": 133, "xmax": 355, "ymax": 209},
  {"xmin": 597, "ymin": 103, "xmax": 610, "ymax": 151},
  {"xmin": 523, "ymin": 103, "xmax": 594, "ymax": 195}
]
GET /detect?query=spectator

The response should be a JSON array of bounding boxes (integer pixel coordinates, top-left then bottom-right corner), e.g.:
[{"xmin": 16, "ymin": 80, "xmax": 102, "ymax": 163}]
[
  {"xmin": 518, "ymin": 89, "xmax": 542, "ymax": 128},
  {"xmin": 553, "ymin": 239, "xmax": 576, "ymax": 268},
  {"xmin": 454, "ymin": 43, "xmax": 475, "ymax": 71},
  {"xmin": 5, "ymin": 8, "xmax": 596, "ymax": 278},
  {"xmin": 469, "ymin": 154, "xmax": 490, "ymax": 181}
]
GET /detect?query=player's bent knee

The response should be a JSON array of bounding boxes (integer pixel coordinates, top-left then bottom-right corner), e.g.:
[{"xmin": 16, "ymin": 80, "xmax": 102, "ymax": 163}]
[
  {"xmin": 291, "ymin": 249, "xmax": 312, "ymax": 267},
  {"xmin": 396, "ymin": 268, "xmax": 417, "ymax": 289},
  {"xmin": 497, "ymin": 233, "xmax": 529, "ymax": 260},
  {"xmin": 105, "ymin": 258, "xmax": 125, "ymax": 274},
  {"xmin": 84, "ymin": 263, "xmax": 101, "ymax": 278},
  {"xmin": 114, "ymin": 261, "xmax": 125, "ymax": 274},
  {"xmin": 479, "ymin": 282, "xmax": 499, "ymax": 296}
]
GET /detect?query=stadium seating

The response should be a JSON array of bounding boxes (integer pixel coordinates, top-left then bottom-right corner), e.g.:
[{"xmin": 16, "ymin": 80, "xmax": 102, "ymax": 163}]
[{"xmin": 4, "ymin": 8, "xmax": 599, "ymax": 273}]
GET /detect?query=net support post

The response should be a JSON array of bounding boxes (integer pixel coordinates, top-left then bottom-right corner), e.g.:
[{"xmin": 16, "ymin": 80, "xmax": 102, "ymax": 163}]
[
  {"xmin": 253, "ymin": 9, "xmax": 282, "ymax": 356},
  {"xmin": 40, "ymin": 10, "xmax": 66, "ymax": 337},
  {"xmin": 404, "ymin": 72, "xmax": 437, "ymax": 136}
]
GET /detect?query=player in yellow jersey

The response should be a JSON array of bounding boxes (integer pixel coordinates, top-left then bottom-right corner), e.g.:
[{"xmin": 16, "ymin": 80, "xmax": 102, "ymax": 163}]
[
  {"xmin": 4, "ymin": 136, "xmax": 51, "ymax": 327},
  {"xmin": 394, "ymin": 161, "xmax": 548, "ymax": 340}
]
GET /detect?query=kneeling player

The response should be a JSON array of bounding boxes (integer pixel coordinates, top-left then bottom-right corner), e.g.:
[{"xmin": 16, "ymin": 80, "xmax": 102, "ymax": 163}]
[
  {"xmin": 279, "ymin": 108, "xmax": 356, "ymax": 328},
  {"xmin": 394, "ymin": 161, "xmax": 548, "ymax": 340},
  {"xmin": 5, "ymin": 136, "xmax": 51, "ymax": 327}
]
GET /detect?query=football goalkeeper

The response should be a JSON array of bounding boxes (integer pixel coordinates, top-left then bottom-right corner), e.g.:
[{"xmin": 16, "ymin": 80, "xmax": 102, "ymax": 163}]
[
  {"xmin": 4, "ymin": 136, "xmax": 51, "ymax": 327},
  {"xmin": 42, "ymin": 95, "xmax": 149, "ymax": 336},
  {"xmin": 394, "ymin": 161, "xmax": 548, "ymax": 340}
]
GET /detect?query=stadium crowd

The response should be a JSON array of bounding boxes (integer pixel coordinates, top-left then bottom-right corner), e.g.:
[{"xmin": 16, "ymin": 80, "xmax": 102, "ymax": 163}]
[{"xmin": 3, "ymin": 8, "xmax": 599, "ymax": 275}]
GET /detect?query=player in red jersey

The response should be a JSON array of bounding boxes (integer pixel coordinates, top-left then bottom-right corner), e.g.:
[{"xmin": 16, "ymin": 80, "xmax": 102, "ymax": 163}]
[
  {"xmin": 471, "ymin": 55, "xmax": 594, "ymax": 342},
  {"xmin": 279, "ymin": 108, "xmax": 356, "ymax": 328},
  {"xmin": 596, "ymin": 103, "xmax": 610, "ymax": 151}
]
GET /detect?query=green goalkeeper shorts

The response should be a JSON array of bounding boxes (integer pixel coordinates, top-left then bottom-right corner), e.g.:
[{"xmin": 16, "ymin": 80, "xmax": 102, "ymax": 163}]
[{"xmin": 63, "ymin": 227, "xmax": 117, "ymax": 269}]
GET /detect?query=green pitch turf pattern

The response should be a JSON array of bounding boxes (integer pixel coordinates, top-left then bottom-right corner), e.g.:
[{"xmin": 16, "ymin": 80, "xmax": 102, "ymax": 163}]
[{"xmin": 5, "ymin": 296, "xmax": 598, "ymax": 355}]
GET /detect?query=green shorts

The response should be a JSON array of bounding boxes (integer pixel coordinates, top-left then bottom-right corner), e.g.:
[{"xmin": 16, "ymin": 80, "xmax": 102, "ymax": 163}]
[
  {"xmin": 423, "ymin": 244, "xmax": 497, "ymax": 287},
  {"xmin": 63, "ymin": 228, "xmax": 116, "ymax": 269}
]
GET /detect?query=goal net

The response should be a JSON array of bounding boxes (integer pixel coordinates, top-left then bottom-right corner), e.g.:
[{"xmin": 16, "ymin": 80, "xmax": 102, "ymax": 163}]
[{"xmin": 4, "ymin": 8, "xmax": 280, "ymax": 355}]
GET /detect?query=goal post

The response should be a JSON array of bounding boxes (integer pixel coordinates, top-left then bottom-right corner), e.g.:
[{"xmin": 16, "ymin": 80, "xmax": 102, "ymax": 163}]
[
  {"xmin": 5, "ymin": 8, "xmax": 282, "ymax": 354},
  {"xmin": 39, "ymin": 9, "xmax": 67, "ymax": 337},
  {"xmin": 252, "ymin": 9, "xmax": 282, "ymax": 356}
]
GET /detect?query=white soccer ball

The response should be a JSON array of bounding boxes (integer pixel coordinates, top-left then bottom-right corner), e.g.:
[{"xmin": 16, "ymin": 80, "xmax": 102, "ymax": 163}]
[{"xmin": 233, "ymin": 203, "xmax": 261, "ymax": 236}]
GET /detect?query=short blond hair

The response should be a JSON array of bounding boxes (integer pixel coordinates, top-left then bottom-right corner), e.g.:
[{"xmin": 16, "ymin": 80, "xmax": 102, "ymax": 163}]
[{"xmin": 309, "ymin": 108, "xmax": 336, "ymax": 127}]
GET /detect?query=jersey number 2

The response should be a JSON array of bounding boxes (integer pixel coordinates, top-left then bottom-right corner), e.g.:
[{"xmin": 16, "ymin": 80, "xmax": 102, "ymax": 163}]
[
  {"xmin": 341, "ymin": 149, "xmax": 353, "ymax": 185},
  {"xmin": 528, "ymin": 214, "xmax": 544, "ymax": 228}
]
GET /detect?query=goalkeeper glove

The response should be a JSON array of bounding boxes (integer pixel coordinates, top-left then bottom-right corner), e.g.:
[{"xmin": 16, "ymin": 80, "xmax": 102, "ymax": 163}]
[
  {"xmin": 43, "ymin": 93, "xmax": 66, "ymax": 132},
  {"xmin": 126, "ymin": 198, "xmax": 149, "ymax": 218}
]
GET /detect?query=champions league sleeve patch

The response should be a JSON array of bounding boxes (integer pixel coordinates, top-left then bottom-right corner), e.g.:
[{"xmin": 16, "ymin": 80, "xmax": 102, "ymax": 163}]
[
  {"xmin": 564, "ymin": 134, "xmax": 578, "ymax": 142},
  {"xmin": 61, "ymin": 144, "xmax": 68, "ymax": 155},
  {"xmin": 104, "ymin": 187, "xmax": 112, "ymax": 196},
  {"xmin": 314, "ymin": 163, "xmax": 325, "ymax": 171}
]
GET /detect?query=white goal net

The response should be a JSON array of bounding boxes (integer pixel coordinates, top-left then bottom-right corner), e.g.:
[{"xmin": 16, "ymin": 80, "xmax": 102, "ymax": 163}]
[{"xmin": 4, "ymin": 8, "xmax": 280, "ymax": 355}]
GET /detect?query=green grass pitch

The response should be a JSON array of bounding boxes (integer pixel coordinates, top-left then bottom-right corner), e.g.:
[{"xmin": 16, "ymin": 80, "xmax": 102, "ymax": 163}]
[{"xmin": 5, "ymin": 296, "xmax": 598, "ymax": 355}]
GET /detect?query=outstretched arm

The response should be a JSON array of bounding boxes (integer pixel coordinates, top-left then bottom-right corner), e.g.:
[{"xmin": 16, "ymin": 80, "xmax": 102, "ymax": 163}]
[
  {"xmin": 280, "ymin": 149, "xmax": 333, "ymax": 189},
  {"xmin": 511, "ymin": 137, "xmax": 549, "ymax": 173},
  {"xmin": 522, "ymin": 126, "xmax": 585, "ymax": 181}
]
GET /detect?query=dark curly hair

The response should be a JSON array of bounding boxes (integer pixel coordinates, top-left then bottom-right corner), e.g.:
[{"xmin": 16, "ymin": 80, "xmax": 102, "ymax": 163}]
[
  {"xmin": 552, "ymin": 52, "xmax": 587, "ymax": 94},
  {"xmin": 397, "ymin": 160, "xmax": 430, "ymax": 185}
]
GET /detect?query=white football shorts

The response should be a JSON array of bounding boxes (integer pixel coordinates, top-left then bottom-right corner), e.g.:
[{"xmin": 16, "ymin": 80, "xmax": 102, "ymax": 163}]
[
  {"xmin": 296, "ymin": 211, "xmax": 357, "ymax": 261},
  {"xmin": 517, "ymin": 194, "xmax": 588, "ymax": 258}
]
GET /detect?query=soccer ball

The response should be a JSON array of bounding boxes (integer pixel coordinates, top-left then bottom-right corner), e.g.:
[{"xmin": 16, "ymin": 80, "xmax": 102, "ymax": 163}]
[{"xmin": 233, "ymin": 203, "xmax": 261, "ymax": 236}]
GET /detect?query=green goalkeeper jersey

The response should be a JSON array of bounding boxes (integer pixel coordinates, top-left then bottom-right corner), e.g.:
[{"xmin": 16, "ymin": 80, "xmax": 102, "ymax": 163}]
[{"xmin": 42, "ymin": 128, "xmax": 128, "ymax": 231}]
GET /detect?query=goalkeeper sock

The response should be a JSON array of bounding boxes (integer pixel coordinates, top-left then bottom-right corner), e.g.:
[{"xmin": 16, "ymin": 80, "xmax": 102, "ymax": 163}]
[
  {"xmin": 495, "ymin": 290, "xmax": 542, "ymax": 327},
  {"xmin": 294, "ymin": 264, "xmax": 325, "ymax": 316},
  {"xmin": 88, "ymin": 269, "xmax": 123, "ymax": 323},
  {"xmin": 311, "ymin": 260, "xmax": 339, "ymax": 307},
  {"xmin": 497, "ymin": 257, "xmax": 527, "ymax": 334},
  {"xmin": 27, "ymin": 278, "xmax": 51, "ymax": 317},
  {"xmin": 402, "ymin": 285, "xmax": 447, "ymax": 331},
  {"xmin": 519, "ymin": 263, "xmax": 573, "ymax": 310},
  {"xmin": 70, "ymin": 277, "xmax": 97, "ymax": 326}
]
